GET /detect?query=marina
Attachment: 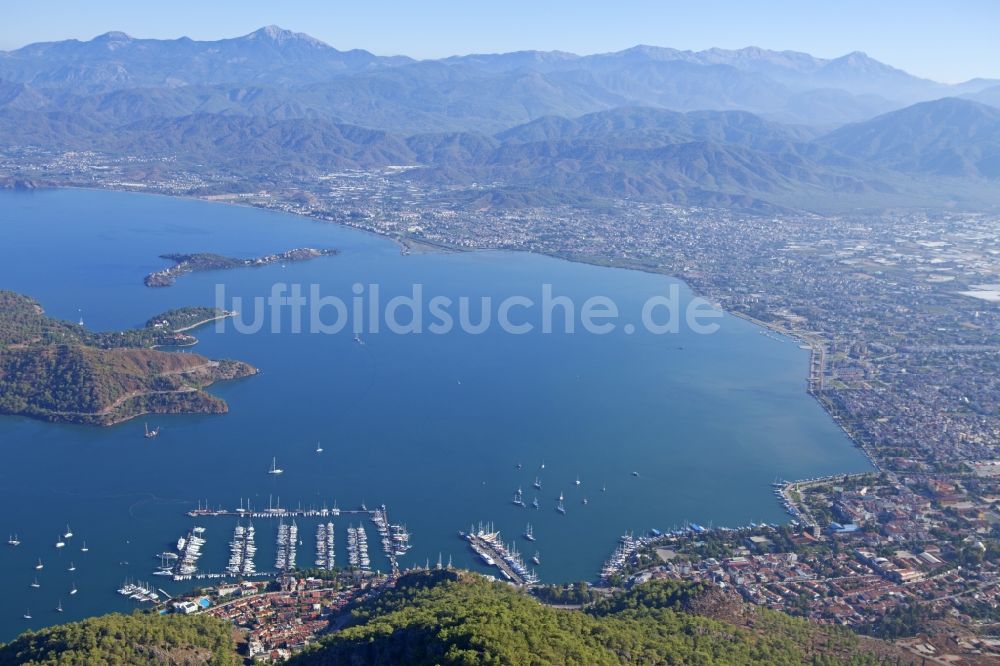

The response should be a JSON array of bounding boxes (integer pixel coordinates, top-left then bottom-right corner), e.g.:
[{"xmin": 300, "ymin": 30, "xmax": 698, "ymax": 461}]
[
  {"xmin": 117, "ymin": 580, "xmax": 159, "ymax": 603},
  {"xmin": 314, "ymin": 522, "xmax": 335, "ymax": 570},
  {"xmin": 461, "ymin": 523, "xmax": 538, "ymax": 586},
  {"xmin": 0, "ymin": 188, "xmax": 872, "ymax": 639},
  {"xmin": 225, "ymin": 522, "xmax": 256, "ymax": 576},
  {"xmin": 274, "ymin": 519, "xmax": 298, "ymax": 571},
  {"xmin": 346, "ymin": 524, "xmax": 370, "ymax": 571},
  {"xmin": 600, "ymin": 532, "xmax": 649, "ymax": 583},
  {"xmin": 170, "ymin": 527, "xmax": 207, "ymax": 579},
  {"xmin": 370, "ymin": 505, "xmax": 411, "ymax": 576}
]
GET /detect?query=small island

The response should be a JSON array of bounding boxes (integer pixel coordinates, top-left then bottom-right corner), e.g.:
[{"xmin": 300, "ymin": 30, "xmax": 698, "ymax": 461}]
[
  {"xmin": 144, "ymin": 247, "xmax": 339, "ymax": 287},
  {"xmin": 0, "ymin": 291, "xmax": 257, "ymax": 426}
]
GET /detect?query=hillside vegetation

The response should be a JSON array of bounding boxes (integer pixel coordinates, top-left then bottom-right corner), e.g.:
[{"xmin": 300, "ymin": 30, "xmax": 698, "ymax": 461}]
[
  {"xmin": 0, "ymin": 612, "xmax": 237, "ymax": 666},
  {"xmin": 0, "ymin": 290, "xmax": 256, "ymax": 424},
  {"xmin": 291, "ymin": 571, "xmax": 905, "ymax": 665}
]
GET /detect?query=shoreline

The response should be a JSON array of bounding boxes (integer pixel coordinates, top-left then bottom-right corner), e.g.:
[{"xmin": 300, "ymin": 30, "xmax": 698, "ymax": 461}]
[{"xmin": 170, "ymin": 310, "xmax": 237, "ymax": 334}]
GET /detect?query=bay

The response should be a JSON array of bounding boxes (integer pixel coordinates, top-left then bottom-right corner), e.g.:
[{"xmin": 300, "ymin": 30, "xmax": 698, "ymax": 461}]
[{"xmin": 0, "ymin": 188, "xmax": 870, "ymax": 639}]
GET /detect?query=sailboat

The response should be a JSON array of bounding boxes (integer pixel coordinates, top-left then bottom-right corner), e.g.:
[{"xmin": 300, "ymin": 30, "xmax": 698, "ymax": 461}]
[
  {"xmin": 7, "ymin": 534, "xmax": 20, "ymax": 546},
  {"xmin": 35, "ymin": 558, "xmax": 43, "ymax": 570},
  {"xmin": 64, "ymin": 525, "xmax": 73, "ymax": 539},
  {"xmin": 80, "ymin": 541, "xmax": 89, "ymax": 552},
  {"xmin": 68, "ymin": 561, "xmax": 76, "ymax": 572},
  {"xmin": 556, "ymin": 496, "xmax": 566, "ymax": 514},
  {"xmin": 30, "ymin": 578, "xmax": 40, "ymax": 589},
  {"xmin": 512, "ymin": 487, "xmax": 524, "ymax": 507},
  {"xmin": 533, "ymin": 477, "xmax": 542, "ymax": 489},
  {"xmin": 315, "ymin": 441, "xmax": 323, "ymax": 454},
  {"xmin": 523, "ymin": 523, "xmax": 535, "ymax": 541},
  {"xmin": 144, "ymin": 422, "xmax": 160, "ymax": 439},
  {"xmin": 531, "ymin": 496, "xmax": 539, "ymax": 509},
  {"xmin": 22, "ymin": 609, "xmax": 31, "ymax": 620},
  {"xmin": 575, "ymin": 475, "xmax": 581, "ymax": 486},
  {"xmin": 55, "ymin": 599, "xmax": 63, "ymax": 613},
  {"xmin": 69, "ymin": 582, "xmax": 78, "ymax": 596},
  {"xmin": 55, "ymin": 535, "xmax": 65, "ymax": 549},
  {"xmin": 268, "ymin": 457, "xmax": 284, "ymax": 475},
  {"xmin": 532, "ymin": 551, "xmax": 541, "ymax": 565},
  {"xmin": 601, "ymin": 483, "xmax": 607, "ymax": 492}
]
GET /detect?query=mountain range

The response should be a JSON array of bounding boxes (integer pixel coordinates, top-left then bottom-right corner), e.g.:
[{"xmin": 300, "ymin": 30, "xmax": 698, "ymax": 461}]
[{"xmin": 2, "ymin": 26, "xmax": 1000, "ymax": 211}]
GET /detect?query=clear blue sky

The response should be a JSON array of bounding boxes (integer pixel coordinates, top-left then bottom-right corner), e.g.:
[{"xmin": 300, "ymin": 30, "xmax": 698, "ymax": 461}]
[{"xmin": 3, "ymin": 0, "xmax": 997, "ymax": 83}]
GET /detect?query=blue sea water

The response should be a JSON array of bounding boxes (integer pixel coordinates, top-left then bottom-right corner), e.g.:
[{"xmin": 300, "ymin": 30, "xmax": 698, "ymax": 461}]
[{"xmin": 0, "ymin": 188, "xmax": 870, "ymax": 639}]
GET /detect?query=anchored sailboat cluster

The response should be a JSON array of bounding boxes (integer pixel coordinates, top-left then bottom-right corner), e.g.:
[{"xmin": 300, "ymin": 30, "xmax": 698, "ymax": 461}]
[{"xmin": 19, "ymin": 521, "xmax": 91, "ymax": 620}]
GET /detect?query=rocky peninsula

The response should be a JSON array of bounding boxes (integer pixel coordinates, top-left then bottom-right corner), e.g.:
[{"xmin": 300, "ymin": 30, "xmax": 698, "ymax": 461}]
[
  {"xmin": 144, "ymin": 247, "xmax": 339, "ymax": 287},
  {"xmin": 0, "ymin": 291, "xmax": 257, "ymax": 425}
]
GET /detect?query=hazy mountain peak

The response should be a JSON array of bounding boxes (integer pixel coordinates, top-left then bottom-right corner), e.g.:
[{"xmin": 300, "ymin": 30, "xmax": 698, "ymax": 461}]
[
  {"xmin": 91, "ymin": 31, "xmax": 133, "ymax": 45},
  {"xmin": 613, "ymin": 44, "xmax": 688, "ymax": 60},
  {"xmin": 823, "ymin": 50, "xmax": 902, "ymax": 74},
  {"xmin": 242, "ymin": 25, "xmax": 327, "ymax": 48}
]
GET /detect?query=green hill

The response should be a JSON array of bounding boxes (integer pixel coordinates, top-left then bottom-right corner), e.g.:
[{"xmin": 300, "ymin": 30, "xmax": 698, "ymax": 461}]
[
  {"xmin": 0, "ymin": 290, "xmax": 257, "ymax": 425},
  {"xmin": 291, "ymin": 570, "xmax": 903, "ymax": 665},
  {"xmin": 0, "ymin": 612, "xmax": 237, "ymax": 666}
]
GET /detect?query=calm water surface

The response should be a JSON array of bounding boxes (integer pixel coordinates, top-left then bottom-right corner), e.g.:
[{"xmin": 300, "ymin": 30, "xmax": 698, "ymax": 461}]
[{"xmin": 0, "ymin": 188, "xmax": 870, "ymax": 639}]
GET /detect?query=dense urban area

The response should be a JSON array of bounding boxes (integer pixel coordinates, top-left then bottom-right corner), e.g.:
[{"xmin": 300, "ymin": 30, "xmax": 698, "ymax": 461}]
[{"xmin": 3, "ymin": 147, "xmax": 1000, "ymax": 663}]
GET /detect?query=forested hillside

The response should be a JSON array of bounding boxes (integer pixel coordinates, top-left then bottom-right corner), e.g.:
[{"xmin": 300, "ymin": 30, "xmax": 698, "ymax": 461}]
[
  {"xmin": 291, "ymin": 570, "xmax": 907, "ymax": 665},
  {"xmin": 0, "ymin": 290, "xmax": 256, "ymax": 424},
  {"xmin": 0, "ymin": 612, "xmax": 237, "ymax": 666}
]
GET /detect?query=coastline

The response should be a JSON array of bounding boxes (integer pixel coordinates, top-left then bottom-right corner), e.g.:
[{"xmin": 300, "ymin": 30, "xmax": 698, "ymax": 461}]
[
  {"xmin": 169, "ymin": 310, "xmax": 237, "ymax": 334},
  {"xmin": 24, "ymin": 183, "xmax": 878, "ymax": 483},
  {"xmin": 149, "ymin": 311, "xmax": 237, "ymax": 347}
]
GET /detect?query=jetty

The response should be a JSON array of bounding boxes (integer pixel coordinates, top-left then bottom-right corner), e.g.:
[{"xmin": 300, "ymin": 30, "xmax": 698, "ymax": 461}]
[{"xmin": 461, "ymin": 523, "xmax": 537, "ymax": 586}]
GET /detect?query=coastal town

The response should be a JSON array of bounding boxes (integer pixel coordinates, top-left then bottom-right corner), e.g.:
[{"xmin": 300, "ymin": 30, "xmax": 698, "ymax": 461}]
[
  {"xmin": 3, "ymin": 147, "xmax": 1000, "ymax": 661},
  {"xmin": 599, "ymin": 470, "xmax": 1000, "ymax": 661}
]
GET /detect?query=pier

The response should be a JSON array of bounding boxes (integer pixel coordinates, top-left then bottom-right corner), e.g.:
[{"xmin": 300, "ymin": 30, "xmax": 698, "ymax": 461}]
[
  {"xmin": 462, "ymin": 526, "xmax": 535, "ymax": 586},
  {"xmin": 188, "ymin": 506, "xmax": 362, "ymax": 519}
]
